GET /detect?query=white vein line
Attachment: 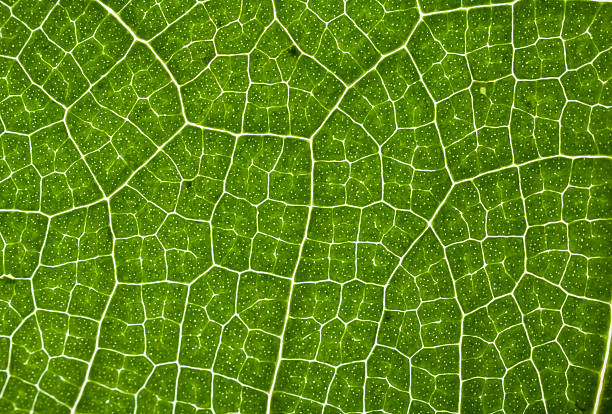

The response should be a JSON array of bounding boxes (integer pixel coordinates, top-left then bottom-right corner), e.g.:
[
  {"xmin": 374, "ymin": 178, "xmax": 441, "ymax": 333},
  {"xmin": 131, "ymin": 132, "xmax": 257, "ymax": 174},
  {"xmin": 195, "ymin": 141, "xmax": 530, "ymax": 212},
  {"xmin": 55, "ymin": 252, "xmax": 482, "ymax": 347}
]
[{"xmin": 595, "ymin": 303, "xmax": 612, "ymax": 413}]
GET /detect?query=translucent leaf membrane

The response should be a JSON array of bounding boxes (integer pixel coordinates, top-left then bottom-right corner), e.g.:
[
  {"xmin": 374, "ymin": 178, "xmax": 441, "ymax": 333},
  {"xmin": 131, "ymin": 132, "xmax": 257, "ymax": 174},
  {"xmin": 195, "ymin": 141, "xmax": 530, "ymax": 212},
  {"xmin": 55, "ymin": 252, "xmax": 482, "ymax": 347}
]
[{"xmin": 0, "ymin": 0, "xmax": 610, "ymax": 413}]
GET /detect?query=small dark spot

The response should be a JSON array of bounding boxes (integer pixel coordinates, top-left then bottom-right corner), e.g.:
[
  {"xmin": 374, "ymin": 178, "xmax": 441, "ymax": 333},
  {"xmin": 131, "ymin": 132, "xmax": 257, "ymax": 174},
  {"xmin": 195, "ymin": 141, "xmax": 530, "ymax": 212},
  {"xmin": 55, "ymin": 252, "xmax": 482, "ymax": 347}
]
[
  {"xmin": 183, "ymin": 180, "xmax": 194, "ymax": 189},
  {"xmin": 288, "ymin": 45, "xmax": 299, "ymax": 57},
  {"xmin": 571, "ymin": 401, "xmax": 587, "ymax": 412}
]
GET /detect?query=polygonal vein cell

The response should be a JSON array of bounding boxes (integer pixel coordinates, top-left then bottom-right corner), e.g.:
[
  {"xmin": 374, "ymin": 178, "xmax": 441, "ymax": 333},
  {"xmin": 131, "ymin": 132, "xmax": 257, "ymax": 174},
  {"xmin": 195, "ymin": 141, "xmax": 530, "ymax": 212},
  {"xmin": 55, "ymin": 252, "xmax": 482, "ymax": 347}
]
[{"xmin": 0, "ymin": 0, "xmax": 611, "ymax": 414}]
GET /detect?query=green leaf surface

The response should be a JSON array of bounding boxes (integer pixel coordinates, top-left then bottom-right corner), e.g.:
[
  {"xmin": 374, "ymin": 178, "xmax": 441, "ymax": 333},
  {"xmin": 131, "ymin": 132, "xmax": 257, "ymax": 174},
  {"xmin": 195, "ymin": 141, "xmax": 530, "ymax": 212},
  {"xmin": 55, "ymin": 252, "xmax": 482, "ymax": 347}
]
[{"xmin": 0, "ymin": 0, "xmax": 611, "ymax": 413}]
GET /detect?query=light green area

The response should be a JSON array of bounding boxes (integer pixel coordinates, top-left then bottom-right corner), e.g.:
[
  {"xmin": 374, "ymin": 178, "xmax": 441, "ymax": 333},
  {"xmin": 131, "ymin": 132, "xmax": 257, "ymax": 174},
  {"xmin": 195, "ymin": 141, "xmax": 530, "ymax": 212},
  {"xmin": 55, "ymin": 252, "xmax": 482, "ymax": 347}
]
[{"xmin": 0, "ymin": 0, "xmax": 611, "ymax": 413}]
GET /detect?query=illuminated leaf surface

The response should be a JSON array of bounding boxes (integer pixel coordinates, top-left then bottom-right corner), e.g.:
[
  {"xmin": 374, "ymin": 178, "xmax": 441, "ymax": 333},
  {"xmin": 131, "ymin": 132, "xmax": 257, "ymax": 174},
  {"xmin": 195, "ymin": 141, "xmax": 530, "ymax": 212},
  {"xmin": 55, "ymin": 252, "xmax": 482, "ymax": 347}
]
[{"xmin": 0, "ymin": 0, "xmax": 611, "ymax": 413}]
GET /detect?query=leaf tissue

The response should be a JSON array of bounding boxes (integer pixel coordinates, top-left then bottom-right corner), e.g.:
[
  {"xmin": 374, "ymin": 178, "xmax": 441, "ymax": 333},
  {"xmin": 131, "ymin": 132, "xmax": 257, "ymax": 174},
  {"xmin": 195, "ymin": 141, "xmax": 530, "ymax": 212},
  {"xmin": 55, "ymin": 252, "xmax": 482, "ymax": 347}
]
[{"xmin": 0, "ymin": 0, "xmax": 611, "ymax": 413}]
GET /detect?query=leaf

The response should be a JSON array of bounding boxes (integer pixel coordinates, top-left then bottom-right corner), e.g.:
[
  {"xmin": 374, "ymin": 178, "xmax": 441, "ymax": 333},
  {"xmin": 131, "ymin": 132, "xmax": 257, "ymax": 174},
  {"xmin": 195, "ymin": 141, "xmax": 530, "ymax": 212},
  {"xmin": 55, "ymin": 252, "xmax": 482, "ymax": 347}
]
[{"xmin": 0, "ymin": 0, "xmax": 611, "ymax": 413}]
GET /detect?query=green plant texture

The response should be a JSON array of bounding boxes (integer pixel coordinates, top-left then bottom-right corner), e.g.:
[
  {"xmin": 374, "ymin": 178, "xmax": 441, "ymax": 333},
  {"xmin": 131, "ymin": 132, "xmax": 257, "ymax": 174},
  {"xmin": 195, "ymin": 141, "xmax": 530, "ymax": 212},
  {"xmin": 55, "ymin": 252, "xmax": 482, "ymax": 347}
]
[{"xmin": 0, "ymin": 0, "xmax": 611, "ymax": 413}]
